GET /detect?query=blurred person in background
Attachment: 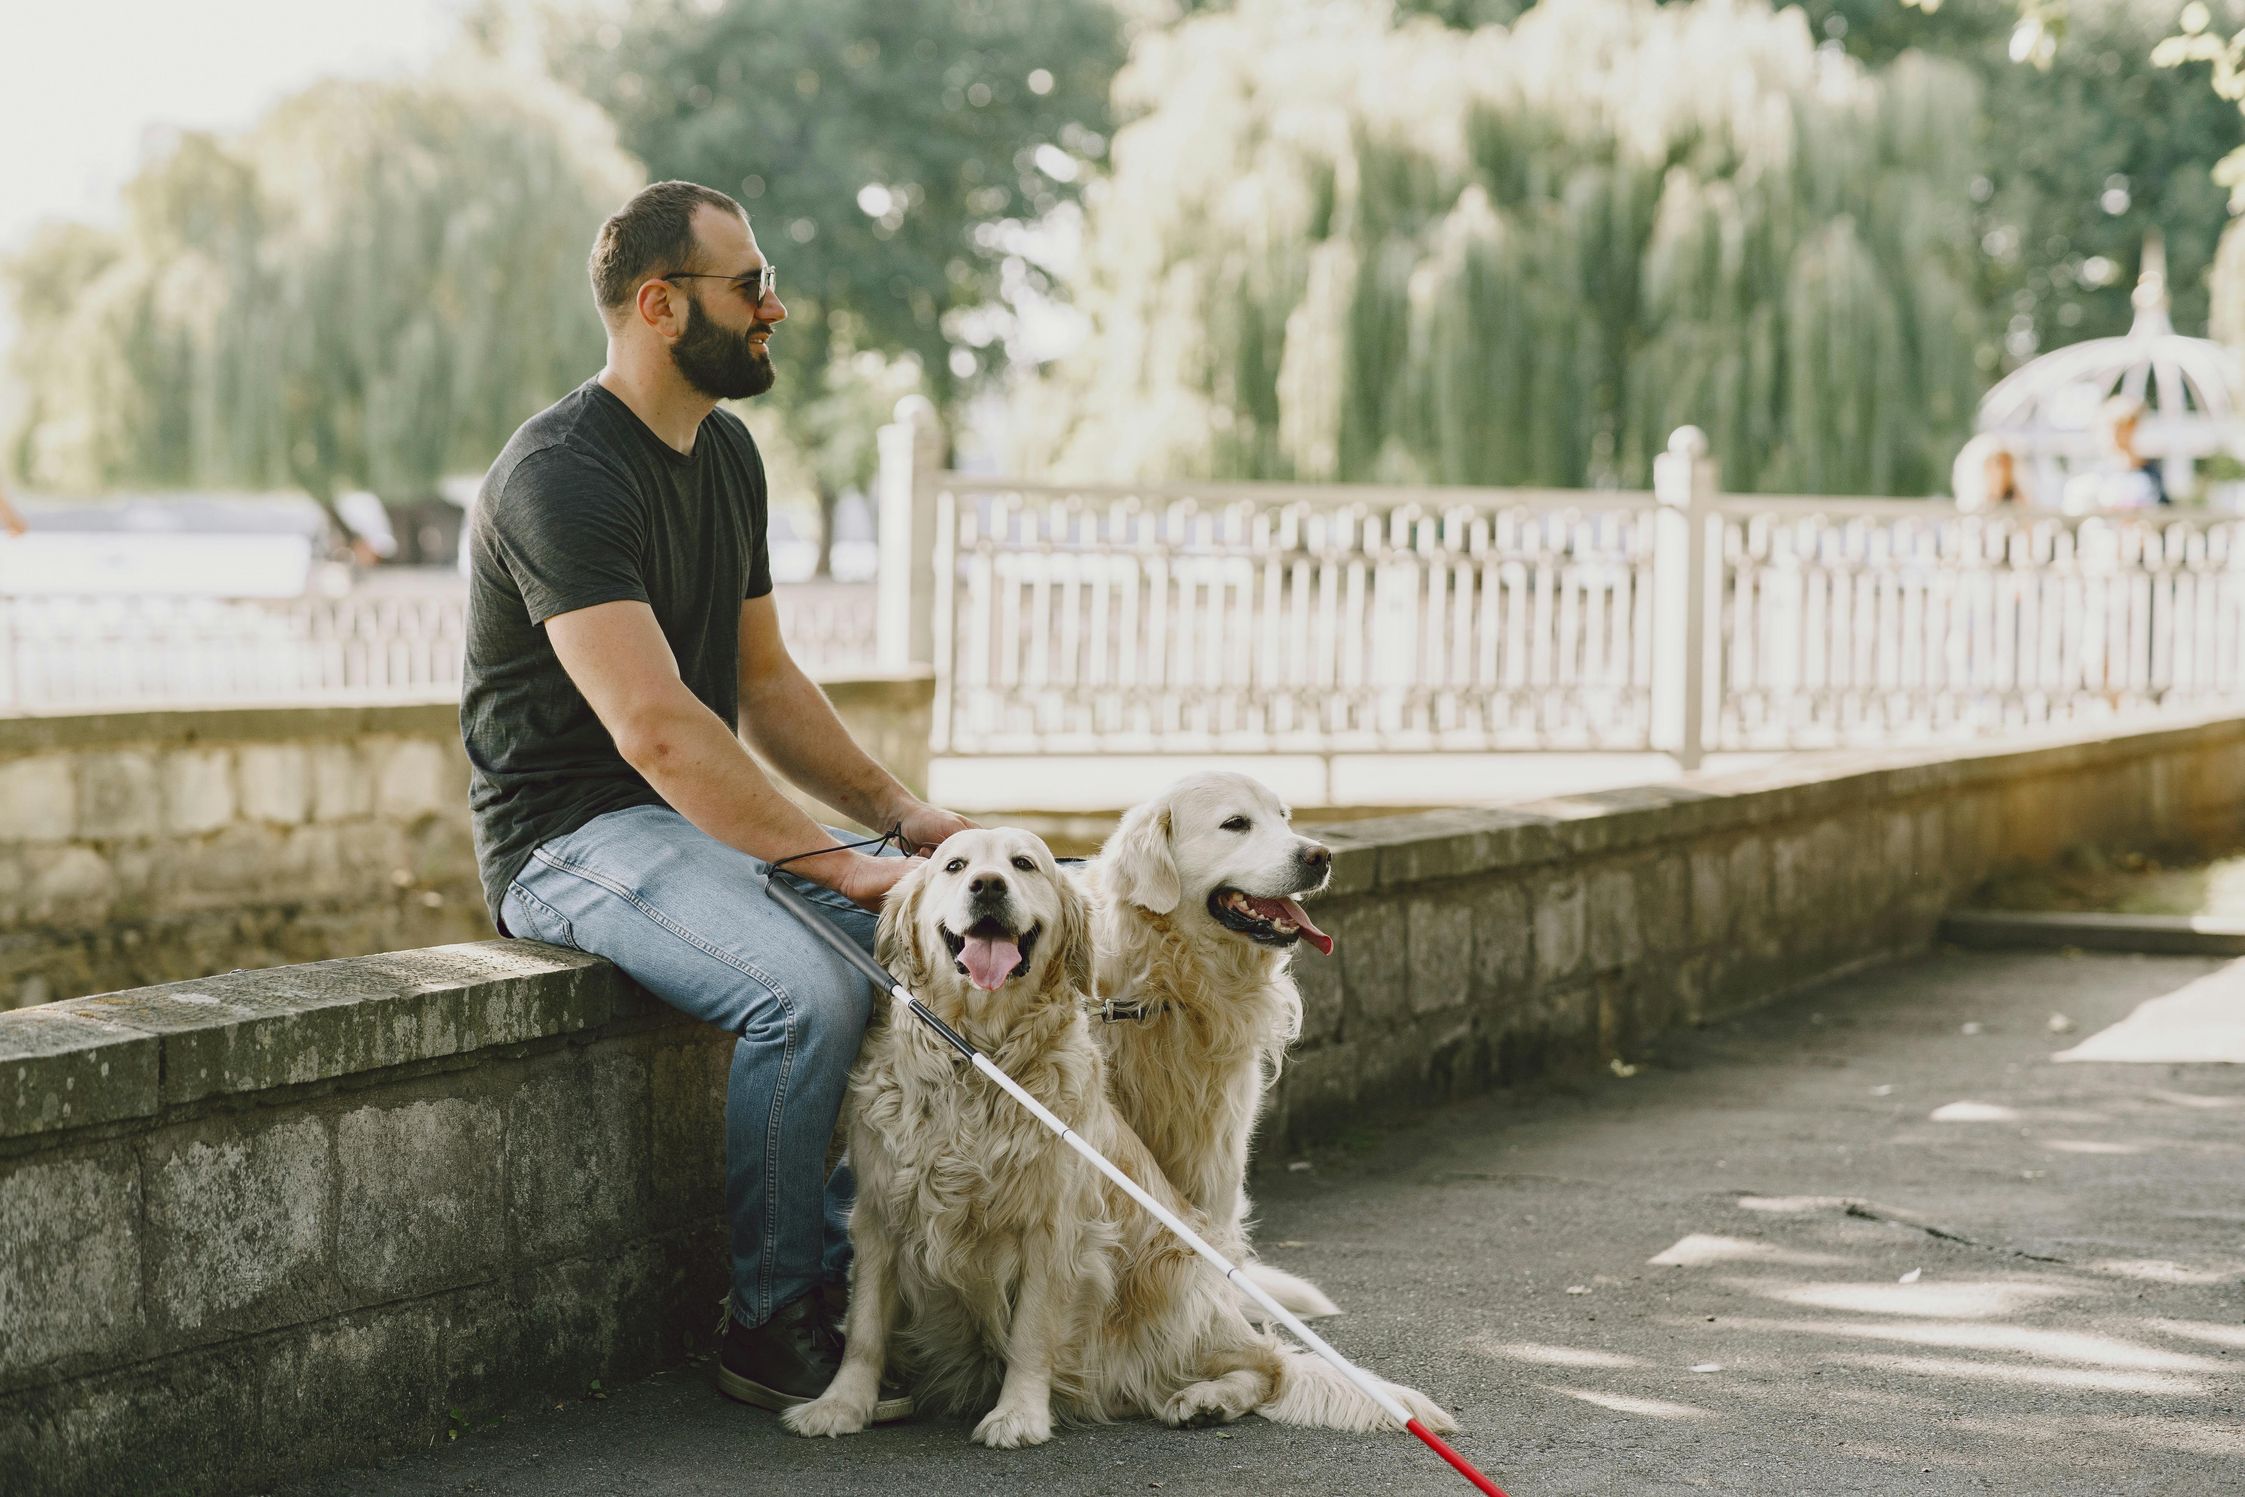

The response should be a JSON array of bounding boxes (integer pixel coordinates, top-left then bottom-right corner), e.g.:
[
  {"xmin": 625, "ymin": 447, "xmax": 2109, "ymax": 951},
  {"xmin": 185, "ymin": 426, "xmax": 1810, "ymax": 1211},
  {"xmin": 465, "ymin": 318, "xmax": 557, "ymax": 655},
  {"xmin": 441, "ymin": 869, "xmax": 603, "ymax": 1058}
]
[
  {"xmin": 2065, "ymin": 395, "xmax": 2168, "ymax": 511},
  {"xmin": 1953, "ymin": 434, "xmax": 2033, "ymax": 512},
  {"xmin": 460, "ymin": 181, "xmax": 971, "ymax": 1425}
]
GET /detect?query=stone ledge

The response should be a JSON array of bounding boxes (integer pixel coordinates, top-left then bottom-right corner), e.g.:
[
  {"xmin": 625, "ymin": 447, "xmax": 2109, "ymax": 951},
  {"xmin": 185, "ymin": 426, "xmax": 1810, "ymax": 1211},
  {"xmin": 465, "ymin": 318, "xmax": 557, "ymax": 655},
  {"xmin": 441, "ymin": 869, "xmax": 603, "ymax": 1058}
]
[
  {"xmin": 0, "ymin": 700, "xmax": 463, "ymax": 758},
  {"xmin": 3, "ymin": 942, "xmax": 660, "ymax": 1137},
  {"xmin": 1941, "ymin": 909, "xmax": 2245, "ymax": 957},
  {"xmin": 1316, "ymin": 712, "xmax": 2245, "ymax": 892}
]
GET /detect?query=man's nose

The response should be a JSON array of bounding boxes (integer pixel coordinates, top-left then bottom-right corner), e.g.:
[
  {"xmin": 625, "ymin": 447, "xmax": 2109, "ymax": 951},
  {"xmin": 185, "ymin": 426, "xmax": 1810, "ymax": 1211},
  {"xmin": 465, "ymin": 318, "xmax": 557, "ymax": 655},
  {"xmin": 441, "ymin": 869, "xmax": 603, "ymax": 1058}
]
[
  {"xmin": 762, "ymin": 291, "xmax": 788, "ymax": 324},
  {"xmin": 969, "ymin": 873, "xmax": 1008, "ymax": 899}
]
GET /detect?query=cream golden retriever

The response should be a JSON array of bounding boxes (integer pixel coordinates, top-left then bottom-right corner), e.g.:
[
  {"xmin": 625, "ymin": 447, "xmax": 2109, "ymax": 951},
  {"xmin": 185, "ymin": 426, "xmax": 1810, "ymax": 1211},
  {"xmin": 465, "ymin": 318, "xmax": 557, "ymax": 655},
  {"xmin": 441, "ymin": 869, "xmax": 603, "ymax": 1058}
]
[
  {"xmin": 1087, "ymin": 772, "xmax": 1341, "ymax": 1321},
  {"xmin": 782, "ymin": 828, "xmax": 1450, "ymax": 1447}
]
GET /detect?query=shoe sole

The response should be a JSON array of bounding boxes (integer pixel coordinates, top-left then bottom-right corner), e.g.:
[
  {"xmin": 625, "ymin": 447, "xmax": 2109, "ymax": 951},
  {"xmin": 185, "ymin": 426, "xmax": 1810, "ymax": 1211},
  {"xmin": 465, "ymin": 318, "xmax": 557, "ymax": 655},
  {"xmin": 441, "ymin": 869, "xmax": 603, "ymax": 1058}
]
[{"xmin": 717, "ymin": 1363, "xmax": 914, "ymax": 1423}]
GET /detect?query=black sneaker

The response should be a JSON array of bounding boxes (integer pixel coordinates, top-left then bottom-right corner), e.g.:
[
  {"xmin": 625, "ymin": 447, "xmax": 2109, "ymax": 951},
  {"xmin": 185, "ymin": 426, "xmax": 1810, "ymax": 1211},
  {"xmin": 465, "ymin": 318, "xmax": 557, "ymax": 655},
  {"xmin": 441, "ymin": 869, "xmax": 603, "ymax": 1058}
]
[{"xmin": 715, "ymin": 1291, "xmax": 913, "ymax": 1422}]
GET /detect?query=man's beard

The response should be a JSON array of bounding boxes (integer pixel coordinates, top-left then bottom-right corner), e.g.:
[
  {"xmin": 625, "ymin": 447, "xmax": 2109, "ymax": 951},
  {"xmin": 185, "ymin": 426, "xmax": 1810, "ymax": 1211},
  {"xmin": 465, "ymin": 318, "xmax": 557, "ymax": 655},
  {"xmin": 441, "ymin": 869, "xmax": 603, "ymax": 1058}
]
[{"xmin": 671, "ymin": 290, "xmax": 775, "ymax": 400}]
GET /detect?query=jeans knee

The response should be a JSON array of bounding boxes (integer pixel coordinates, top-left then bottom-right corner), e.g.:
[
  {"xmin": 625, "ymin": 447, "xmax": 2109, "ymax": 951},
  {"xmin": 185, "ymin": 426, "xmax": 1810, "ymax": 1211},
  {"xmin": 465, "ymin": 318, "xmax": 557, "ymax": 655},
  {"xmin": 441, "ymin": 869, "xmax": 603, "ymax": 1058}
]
[{"xmin": 790, "ymin": 977, "xmax": 876, "ymax": 1073}]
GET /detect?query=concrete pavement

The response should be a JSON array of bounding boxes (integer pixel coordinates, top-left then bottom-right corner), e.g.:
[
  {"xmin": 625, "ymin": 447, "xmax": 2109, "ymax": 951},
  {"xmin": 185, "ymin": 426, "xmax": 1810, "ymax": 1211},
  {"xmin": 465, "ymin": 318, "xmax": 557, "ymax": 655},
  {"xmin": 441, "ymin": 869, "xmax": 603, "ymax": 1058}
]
[{"xmin": 282, "ymin": 947, "xmax": 2245, "ymax": 1496}]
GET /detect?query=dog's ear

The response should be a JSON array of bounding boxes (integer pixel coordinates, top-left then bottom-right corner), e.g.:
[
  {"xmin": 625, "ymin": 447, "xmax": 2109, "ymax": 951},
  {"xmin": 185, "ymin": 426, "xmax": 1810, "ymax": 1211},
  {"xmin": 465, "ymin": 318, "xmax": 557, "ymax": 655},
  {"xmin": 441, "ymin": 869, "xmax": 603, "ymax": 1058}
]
[
  {"xmin": 874, "ymin": 861, "xmax": 932, "ymax": 991},
  {"xmin": 1052, "ymin": 867, "xmax": 1096, "ymax": 997},
  {"xmin": 1103, "ymin": 801, "xmax": 1179, "ymax": 914}
]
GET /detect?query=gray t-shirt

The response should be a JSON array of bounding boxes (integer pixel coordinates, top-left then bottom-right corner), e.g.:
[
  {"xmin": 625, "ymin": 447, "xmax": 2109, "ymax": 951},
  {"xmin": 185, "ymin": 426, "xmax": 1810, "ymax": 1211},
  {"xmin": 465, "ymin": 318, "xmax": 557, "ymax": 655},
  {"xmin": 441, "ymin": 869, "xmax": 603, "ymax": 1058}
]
[{"xmin": 461, "ymin": 379, "xmax": 772, "ymax": 929}]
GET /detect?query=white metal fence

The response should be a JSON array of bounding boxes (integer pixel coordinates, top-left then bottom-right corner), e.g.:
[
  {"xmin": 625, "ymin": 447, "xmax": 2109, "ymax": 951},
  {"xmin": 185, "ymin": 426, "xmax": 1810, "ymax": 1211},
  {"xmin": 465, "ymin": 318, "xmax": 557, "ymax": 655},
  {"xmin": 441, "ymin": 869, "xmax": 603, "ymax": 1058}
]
[
  {"xmin": 12, "ymin": 419, "xmax": 2245, "ymax": 760},
  {"xmin": 870, "ymin": 410, "xmax": 2245, "ymax": 764},
  {"xmin": 0, "ymin": 579, "xmax": 880, "ymax": 712}
]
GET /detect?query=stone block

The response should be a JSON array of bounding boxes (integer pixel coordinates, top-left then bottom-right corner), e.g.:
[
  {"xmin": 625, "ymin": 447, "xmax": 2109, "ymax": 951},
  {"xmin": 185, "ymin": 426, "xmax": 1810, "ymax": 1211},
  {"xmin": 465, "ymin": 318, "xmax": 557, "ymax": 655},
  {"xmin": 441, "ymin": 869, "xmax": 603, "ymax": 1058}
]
[
  {"xmin": 1333, "ymin": 899, "xmax": 1408, "ymax": 1026},
  {"xmin": 1531, "ymin": 875, "xmax": 1586, "ymax": 986},
  {"xmin": 24, "ymin": 845, "xmax": 117, "ymax": 927},
  {"xmin": 1470, "ymin": 879, "xmax": 1531, "ymax": 1009},
  {"xmin": 1770, "ymin": 828, "xmax": 1816, "ymax": 917},
  {"xmin": 252, "ymin": 1302, "xmax": 447, "ymax": 1467},
  {"xmin": 1290, "ymin": 931, "xmax": 1345, "ymax": 1045},
  {"xmin": 0, "ymin": 1335, "xmax": 262, "ymax": 1497},
  {"xmin": 77, "ymin": 749, "xmax": 161, "ymax": 840},
  {"xmin": 1728, "ymin": 837, "xmax": 1771, "ymax": 946},
  {"xmin": 374, "ymin": 738, "xmax": 454, "ymax": 820},
  {"xmin": 507, "ymin": 1051, "xmax": 649, "ymax": 1261},
  {"xmin": 146, "ymin": 1115, "xmax": 333, "ymax": 1337},
  {"xmin": 1635, "ymin": 854, "xmax": 1690, "ymax": 955},
  {"xmin": 1404, "ymin": 892, "xmax": 1473, "ymax": 1016},
  {"xmin": 0, "ymin": 752, "xmax": 76, "ymax": 841},
  {"xmin": 1585, "ymin": 864, "xmax": 1642, "ymax": 971},
  {"xmin": 68, "ymin": 942, "xmax": 624, "ymax": 1106},
  {"xmin": 309, "ymin": 742, "xmax": 374, "ymax": 822},
  {"xmin": 1689, "ymin": 846, "xmax": 1730, "ymax": 947},
  {"xmin": 1880, "ymin": 809, "xmax": 1918, "ymax": 907},
  {"xmin": 0, "ymin": 1003, "xmax": 160, "ymax": 1139},
  {"xmin": 161, "ymin": 748, "xmax": 236, "ymax": 835},
  {"xmin": 1269, "ymin": 1042, "xmax": 1360, "ymax": 1149},
  {"xmin": 237, "ymin": 743, "xmax": 312, "ymax": 826},
  {"xmin": 649, "ymin": 1038, "xmax": 729, "ymax": 1226},
  {"xmin": 334, "ymin": 1097, "xmax": 506, "ymax": 1302},
  {"xmin": 0, "ymin": 1150, "xmax": 144, "ymax": 1380},
  {"xmin": 337, "ymin": 819, "xmax": 413, "ymax": 890},
  {"xmin": 164, "ymin": 824, "xmax": 281, "ymax": 910}
]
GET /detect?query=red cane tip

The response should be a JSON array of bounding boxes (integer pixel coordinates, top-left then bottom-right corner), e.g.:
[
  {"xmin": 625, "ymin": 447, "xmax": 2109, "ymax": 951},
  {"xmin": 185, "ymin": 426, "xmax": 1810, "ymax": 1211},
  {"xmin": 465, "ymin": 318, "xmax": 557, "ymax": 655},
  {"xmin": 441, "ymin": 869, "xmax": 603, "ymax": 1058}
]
[{"xmin": 1406, "ymin": 1417, "xmax": 1509, "ymax": 1497}]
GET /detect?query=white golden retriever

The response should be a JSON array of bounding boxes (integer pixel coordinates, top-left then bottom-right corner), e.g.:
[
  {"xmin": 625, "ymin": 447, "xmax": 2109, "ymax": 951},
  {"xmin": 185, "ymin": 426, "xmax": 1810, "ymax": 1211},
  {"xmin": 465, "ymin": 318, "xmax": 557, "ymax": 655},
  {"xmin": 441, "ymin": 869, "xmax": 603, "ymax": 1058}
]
[
  {"xmin": 783, "ymin": 828, "xmax": 1450, "ymax": 1447},
  {"xmin": 1087, "ymin": 772, "xmax": 1341, "ymax": 1321}
]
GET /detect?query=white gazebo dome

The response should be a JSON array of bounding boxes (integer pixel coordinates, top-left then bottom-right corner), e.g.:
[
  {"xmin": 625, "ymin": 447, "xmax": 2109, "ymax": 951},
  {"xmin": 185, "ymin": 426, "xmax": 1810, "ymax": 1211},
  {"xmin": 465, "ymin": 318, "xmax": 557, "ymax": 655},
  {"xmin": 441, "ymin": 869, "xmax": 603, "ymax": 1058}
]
[{"xmin": 1970, "ymin": 238, "xmax": 2245, "ymax": 504}]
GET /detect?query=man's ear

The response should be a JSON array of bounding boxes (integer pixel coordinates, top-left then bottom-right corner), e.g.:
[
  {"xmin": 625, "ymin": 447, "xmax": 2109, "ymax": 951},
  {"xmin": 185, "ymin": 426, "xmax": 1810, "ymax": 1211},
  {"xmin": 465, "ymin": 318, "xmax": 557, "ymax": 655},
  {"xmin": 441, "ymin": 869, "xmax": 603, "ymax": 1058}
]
[
  {"xmin": 1102, "ymin": 800, "xmax": 1179, "ymax": 915},
  {"xmin": 874, "ymin": 863, "xmax": 931, "ymax": 990}
]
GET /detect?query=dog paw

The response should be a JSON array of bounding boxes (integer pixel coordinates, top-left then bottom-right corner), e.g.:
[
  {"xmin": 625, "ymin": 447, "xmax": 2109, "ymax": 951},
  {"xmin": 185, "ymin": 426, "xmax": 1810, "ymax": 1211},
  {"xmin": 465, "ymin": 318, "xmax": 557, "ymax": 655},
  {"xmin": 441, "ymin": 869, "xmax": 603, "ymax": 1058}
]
[
  {"xmin": 782, "ymin": 1394, "xmax": 873, "ymax": 1439},
  {"xmin": 1388, "ymin": 1382, "xmax": 1458, "ymax": 1435},
  {"xmin": 1161, "ymin": 1380, "xmax": 1256, "ymax": 1429},
  {"xmin": 972, "ymin": 1399, "xmax": 1055, "ymax": 1448}
]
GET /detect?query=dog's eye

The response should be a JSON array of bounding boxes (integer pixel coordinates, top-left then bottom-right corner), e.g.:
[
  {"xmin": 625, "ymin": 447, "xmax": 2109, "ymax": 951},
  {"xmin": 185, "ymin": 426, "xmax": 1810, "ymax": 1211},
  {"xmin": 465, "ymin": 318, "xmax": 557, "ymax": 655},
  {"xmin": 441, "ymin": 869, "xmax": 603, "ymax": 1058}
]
[
  {"xmin": 945, "ymin": 858, "xmax": 967, "ymax": 874},
  {"xmin": 1222, "ymin": 816, "xmax": 1251, "ymax": 832},
  {"xmin": 1011, "ymin": 855, "xmax": 1035, "ymax": 872}
]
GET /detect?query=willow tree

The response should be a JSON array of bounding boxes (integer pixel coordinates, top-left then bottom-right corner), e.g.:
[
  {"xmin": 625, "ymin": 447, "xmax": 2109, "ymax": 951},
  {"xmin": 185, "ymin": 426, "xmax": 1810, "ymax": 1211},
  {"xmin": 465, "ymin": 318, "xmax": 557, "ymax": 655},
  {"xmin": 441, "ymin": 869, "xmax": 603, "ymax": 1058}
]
[
  {"xmin": 5, "ymin": 66, "xmax": 640, "ymax": 512},
  {"xmin": 1027, "ymin": 0, "xmax": 1987, "ymax": 495}
]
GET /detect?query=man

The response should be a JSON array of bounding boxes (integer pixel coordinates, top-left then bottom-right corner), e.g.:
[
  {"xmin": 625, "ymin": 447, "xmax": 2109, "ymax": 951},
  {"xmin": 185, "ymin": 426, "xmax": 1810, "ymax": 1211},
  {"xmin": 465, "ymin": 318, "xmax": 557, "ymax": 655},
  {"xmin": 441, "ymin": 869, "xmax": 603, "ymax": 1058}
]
[
  {"xmin": 2063, "ymin": 395, "xmax": 2168, "ymax": 512},
  {"xmin": 461, "ymin": 180, "xmax": 970, "ymax": 1420}
]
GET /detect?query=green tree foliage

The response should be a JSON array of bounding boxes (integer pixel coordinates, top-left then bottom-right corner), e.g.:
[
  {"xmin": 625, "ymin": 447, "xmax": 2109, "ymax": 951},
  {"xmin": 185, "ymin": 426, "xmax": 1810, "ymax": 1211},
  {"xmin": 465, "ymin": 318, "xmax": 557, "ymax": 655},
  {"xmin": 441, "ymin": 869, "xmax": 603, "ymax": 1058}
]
[
  {"xmin": 550, "ymin": 0, "xmax": 1124, "ymax": 411},
  {"xmin": 1805, "ymin": 0, "xmax": 2239, "ymax": 365},
  {"xmin": 5, "ymin": 68, "xmax": 638, "ymax": 507},
  {"xmin": 1031, "ymin": 0, "xmax": 1987, "ymax": 495}
]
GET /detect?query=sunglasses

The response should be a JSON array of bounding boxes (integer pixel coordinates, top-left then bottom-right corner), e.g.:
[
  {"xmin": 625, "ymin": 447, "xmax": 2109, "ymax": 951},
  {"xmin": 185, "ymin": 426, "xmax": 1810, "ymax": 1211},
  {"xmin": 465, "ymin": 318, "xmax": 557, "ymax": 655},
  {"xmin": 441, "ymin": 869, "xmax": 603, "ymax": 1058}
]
[{"xmin": 663, "ymin": 264, "xmax": 777, "ymax": 302}]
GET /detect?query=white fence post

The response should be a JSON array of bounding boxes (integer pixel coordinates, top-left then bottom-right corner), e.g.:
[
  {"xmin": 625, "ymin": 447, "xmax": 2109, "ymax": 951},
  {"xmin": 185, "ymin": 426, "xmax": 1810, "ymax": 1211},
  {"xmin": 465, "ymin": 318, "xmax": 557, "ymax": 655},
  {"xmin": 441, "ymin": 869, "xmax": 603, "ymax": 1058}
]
[
  {"xmin": 1652, "ymin": 425, "xmax": 1717, "ymax": 771},
  {"xmin": 876, "ymin": 395, "xmax": 944, "ymax": 672}
]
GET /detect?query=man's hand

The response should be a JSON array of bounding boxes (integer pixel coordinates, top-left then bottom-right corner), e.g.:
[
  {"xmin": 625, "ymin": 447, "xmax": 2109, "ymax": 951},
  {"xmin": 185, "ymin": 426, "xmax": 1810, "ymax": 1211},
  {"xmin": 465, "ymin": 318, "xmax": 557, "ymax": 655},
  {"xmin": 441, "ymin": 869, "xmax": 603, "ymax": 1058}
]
[
  {"xmin": 833, "ymin": 852, "xmax": 923, "ymax": 913},
  {"xmin": 889, "ymin": 798, "xmax": 978, "ymax": 857}
]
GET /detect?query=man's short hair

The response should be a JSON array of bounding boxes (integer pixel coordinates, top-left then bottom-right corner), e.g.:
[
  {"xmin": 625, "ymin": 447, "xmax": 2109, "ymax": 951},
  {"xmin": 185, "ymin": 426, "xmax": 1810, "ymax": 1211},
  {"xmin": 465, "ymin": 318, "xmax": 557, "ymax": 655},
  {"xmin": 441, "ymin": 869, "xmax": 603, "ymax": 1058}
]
[{"xmin": 589, "ymin": 181, "xmax": 746, "ymax": 321}]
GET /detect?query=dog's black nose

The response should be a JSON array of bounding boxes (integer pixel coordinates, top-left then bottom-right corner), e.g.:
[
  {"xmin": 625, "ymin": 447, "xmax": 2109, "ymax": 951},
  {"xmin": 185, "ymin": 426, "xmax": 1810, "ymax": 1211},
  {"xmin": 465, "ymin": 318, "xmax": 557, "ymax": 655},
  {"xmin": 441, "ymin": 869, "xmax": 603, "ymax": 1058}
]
[
  {"xmin": 1299, "ymin": 843, "xmax": 1331, "ymax": 871},
  {"xmin": 969, "ymin": 873, "xmax": 1008, "ymax": 899}
]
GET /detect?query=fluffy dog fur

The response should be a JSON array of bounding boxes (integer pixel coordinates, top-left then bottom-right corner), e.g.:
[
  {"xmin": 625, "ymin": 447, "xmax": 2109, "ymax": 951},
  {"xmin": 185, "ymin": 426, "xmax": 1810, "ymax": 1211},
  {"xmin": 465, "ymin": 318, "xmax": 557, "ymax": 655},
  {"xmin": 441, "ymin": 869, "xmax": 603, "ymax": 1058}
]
[
  {"xmin": 783, "ymin": 828, "xmax": 1450, "ymax": 1447},
  {"xmin": 1087, "ymin": 772, "xmax": 1342, "ymax": 1321}
]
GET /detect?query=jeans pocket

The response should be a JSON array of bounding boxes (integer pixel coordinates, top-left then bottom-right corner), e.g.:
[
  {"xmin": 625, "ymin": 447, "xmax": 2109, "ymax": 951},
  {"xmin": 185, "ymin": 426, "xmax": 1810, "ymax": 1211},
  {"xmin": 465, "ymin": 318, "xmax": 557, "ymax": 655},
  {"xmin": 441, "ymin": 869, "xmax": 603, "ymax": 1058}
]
[{"xmin": 503, "ymin": 882, "xmax": 577, "ymax": 949}]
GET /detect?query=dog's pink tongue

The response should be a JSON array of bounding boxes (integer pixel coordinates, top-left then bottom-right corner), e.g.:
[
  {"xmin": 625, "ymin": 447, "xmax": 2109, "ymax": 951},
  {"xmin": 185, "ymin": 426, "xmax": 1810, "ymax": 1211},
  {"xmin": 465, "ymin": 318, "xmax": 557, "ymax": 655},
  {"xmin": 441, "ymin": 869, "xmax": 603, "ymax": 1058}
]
[
  {"xmin": 1275, "ymin": 897, "xmax": 1334, "ymax": 956},
  {"xmin": 960, "ymin": 935, "xmax": 1021, "ymax": 991}
]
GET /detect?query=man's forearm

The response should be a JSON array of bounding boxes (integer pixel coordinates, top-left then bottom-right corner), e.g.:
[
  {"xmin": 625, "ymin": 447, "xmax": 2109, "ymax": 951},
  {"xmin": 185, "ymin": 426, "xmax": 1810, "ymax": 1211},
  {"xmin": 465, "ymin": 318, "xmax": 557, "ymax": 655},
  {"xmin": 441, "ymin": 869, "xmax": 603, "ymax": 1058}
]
[
  {"xmin": 739, "ymin": 663, "xmax": 915, "ymax": 833},
  {"xmin": 623, "ymin": 694, "xmax": 866, "ymax": 889}
]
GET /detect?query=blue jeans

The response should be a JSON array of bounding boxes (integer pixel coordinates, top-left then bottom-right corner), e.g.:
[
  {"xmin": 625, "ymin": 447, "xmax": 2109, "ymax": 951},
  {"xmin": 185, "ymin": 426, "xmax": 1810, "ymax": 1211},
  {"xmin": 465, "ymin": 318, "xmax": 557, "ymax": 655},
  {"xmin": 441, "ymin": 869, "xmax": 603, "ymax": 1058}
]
[{"xmin": 500, "ymin": 803, "xmax": 898, "ymax": 1329}]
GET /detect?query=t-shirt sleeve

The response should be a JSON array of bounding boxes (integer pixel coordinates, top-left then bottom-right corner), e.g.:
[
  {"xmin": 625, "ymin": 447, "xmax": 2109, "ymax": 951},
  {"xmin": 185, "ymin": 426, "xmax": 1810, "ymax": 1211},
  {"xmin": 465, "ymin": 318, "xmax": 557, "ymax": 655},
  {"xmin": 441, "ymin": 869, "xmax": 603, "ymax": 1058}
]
[
  {"xmin": 742, "ymin": 432, "xmax": 774, "ymax": 601},
  {"xmin": 492, "ymin": 446, "xmax": 651, "ymax": 625}
]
